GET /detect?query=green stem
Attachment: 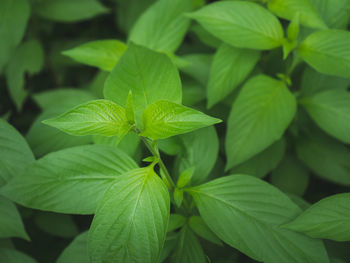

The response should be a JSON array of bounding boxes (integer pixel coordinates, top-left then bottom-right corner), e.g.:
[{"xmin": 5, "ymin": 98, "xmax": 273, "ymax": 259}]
[{"xmin": 140, "ymin": 136, "xmax": 176, "ymax": 191}]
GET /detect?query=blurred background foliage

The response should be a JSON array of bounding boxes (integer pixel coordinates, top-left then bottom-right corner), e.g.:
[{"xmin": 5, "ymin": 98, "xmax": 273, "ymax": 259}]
[{"xmin": 0, "ymin": 0, "xmax": 350, "ymax": 262}]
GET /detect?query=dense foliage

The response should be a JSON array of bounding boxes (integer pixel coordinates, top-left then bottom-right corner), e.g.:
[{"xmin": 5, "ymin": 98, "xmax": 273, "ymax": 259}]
[{"xmin": 1, "ymin": 0, "xmax": 350, "ymax": 262}]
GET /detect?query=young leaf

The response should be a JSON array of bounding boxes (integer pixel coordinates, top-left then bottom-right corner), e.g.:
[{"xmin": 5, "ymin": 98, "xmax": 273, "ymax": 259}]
[
  {"xmin": 0, "ymin": 0, "xmax": 30, "ymax": 72},
  {"xmin": 129, "ymin": 0, "xmax": 193, "ymax": 53},
  {"xmin": 284, "ymin": 193, "xmax": 350, "ymax": 242},
  {"xmin": 0, "ymin": 119, "xmax": 34, "ymax": 187},
  {"xmin": 57, "ymin": 231, "xmax": 89, "ymax": 263},
  {"xmin": 0, "ymin": 196, "xmax": 29, "ymax": 240},
  {"xmin": 5, "ymin": 39, "xmax": 44, "ymax": 110},
  {"xmin": 88, "ymin": 167, "xmax": 170, "ymax": 263},
  {"xmin": 170, "ymin": 225, "xmax": 206, "ymax": 263},
  {"xmin": 287, "ymin": 13, "xmax": 300, "ymax": 41},
  {"xmin": 0, "ymin": 248, "xmax": 37, "ymax": 263},
  {"xmin": 230, "ymin": 138, "xmax": 286, "ymax": 179},
  {"xmin": 301, "ymin": 89, "xmax": 350, "ymax": 144},
  {"xmin": 177, "ymin": 167, "xmax": 195, "ymax": 188},
  {"xmin": 43, "ymin": 99, "xmax": 130, "ymax": 138},
  {"xmin": 174, "ymin": 188, "xmax": 184, "ymax": 207},
  {"xmin": 187, "ymin": 175, "xmax": 329, "ymax": 263},
  {"xmin": 176, "ymin": 126, "xmax": 219, "ymax": 184},
  {"xmin": 33, "ymin": 0, "xmax": 109, "ymax": 22},
  {"xmin": 207, "ymin": 44, "xmax": 260, "ymax": 108},
  {"xmin": 62, "ymin": 40, "xmax": 127, "ymax": 71},
  {"xmin": 225, "ymin": 75, "xmax": 297, "ymax": 170},
  {"xmin": 299, "ymin": 30, "xmax": 350, "ymax": 78},
  {"xmin": 270, "ymin": 154, "xmax": 309, "ymax": 196},
  {"xmin": 188, "ymin": 216, "xmax": 222, "ymax": 245},
  {"xmin": 140, "ymin": 100, "xmax": 221, "ymax": 140},
  {"xmin": 296, "ymin": 130, "xmax": 350, "ymax": 186},
  {"xmin": 104, "ymin": 43, "xmax": 182, "ymax": 125},
  {"xmin": 187, "ymin": 1, "xmax": 284, "ymax": 50},
  {"xmin": 267, "ymin": 0, "xmax": 326, "ymax": 29},
  {"xmin": 0, "ymin": 145, "xmax": 138, "ymax": 214}
]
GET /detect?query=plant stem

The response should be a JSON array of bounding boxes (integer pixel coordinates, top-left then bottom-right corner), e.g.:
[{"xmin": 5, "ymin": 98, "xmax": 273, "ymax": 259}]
[{"xmin": 140, "ymin": 136, "xmax": 176, "ymax": 191}]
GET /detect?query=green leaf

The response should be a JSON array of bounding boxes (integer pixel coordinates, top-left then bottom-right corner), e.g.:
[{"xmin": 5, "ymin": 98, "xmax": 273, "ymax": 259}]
[
  {"xmin": 310, "ymin": 0, "xmax": 350, "ymax": 29},
  {"xmin": 88, "ymin": 167, "xmax": 170, "ymax": 263},
  {"xmin": 187, "ymin": 1, "xmax": 284, "ymax": 50},
  {"xmin": 301, "ymin": 89, "xmax": 350, "ymax": 144},
  {"xmin": 93, "ymin": 132, "xmax": 141, "ymax": 158},
  {"xmin": 0, "ymin": 196, "xmax": 29, "ymax": 240},
  {"xmin": 288, "ymin": 194, "xmax": 311, "ymax": 211},
  {"xmin": 188, "ymin": 175, "xmax": 329, "ymax": 263},
  {"xmin": 62, "ymin": 40, "xmax": 127, "ymax": 71},
  {"xmin": 179, "ymin": 54, "xmax": 212, "ymax": 86},
  {"xmin": 188, "ymin": 216, "xmax": 222, "ymax": 245},
  {"xmin": 43, "ymin": 99, "xmax": 130, "ymax": 138},
  {"xmin": 89, "ymin": 71, "xmax": 109, "ymax": 98},
  {"xmin": 299, "ymin": 29, "xmax": 350, "ymax": 78},
  {"xmin": 34, "ymin": 212, "xmax": 79, "ymax": 238},
  {"xmin": 57, "ymin": 231, "xmax": 89, "ymax": 263},
  {"xmin": 190, "ymin": 23, "xmax": 221, "ymax": 48},
  {"xmin": 174, "ymin": 187, "xmax": 184, "ymax": 207},
  {"xmin": 177, "ymin": 167, "xmax": 195, "ymax": 188},
  {"xmin": 33, "ymin": 0, "xmax": 109, "ymax": 22},
  {"xmin": 267, "ymin": 0, "xmax": 326, "ymax": 29},
  {"xmin": 300, "ymin": 67, "xmax": 350, "ymax": 97},
  {"xmin": 270, "ymin": 154, "xmax": 309, "ymax": 196},
  {"xmin": 0, "ymin": 0, "xmax": 30, "ymax": 72},
  {"xmin": 158, "ymin": 136, "xmax": 183, "ymax": 156},
  {"xmin": 284, "ymin": 193, "xmax": 350, "ymax": 242},
  {"xmin": 225, "ymin": 75, "xmax": 297, "ymax": 170},
  {"xmin": 5, "ymin": 39, "xmax": 44, "ymax": 110},
  {"xmin": 129, "ymin": 0, "xmax": 193, "ymax": 53},
  {"xmin": 140, "ymin": 100, "xmax": 221, "ymax": 140},
  {"xmin": 158, "ymin": 232, "xmax": 178, "ymax": 263},
  {"xmin": 176, "ymin": 126, "xmax": 219, "ymax": 184},
  {"xmin": 0, "ymin": 248, "xmax": 37, "ymax": 263},
  {"xmin": 115, "ymin": 0, "xmax": 156, "ymax": 33},
  {"xmin": 0, "ymin": 145, "xmax": 138, "ymax": 214},
  {"xmin": 296, "ymin": 130, "xmax": 350, "ymax": 186},
  {"xmin": 33, "ymin": 88, "xmax": 97, "ymax": 111},
  {"xmin": 170, "ymin": 225, "xmax": 206, "ymax": 263},
  {"xmin": 28, "ymin": 89, "xmax": 97, "ymax": 157},
  {"xmin": 0, "ymin": 119, "xmax": 34, "ymax": 187},
  {"xmin": 168, "ymin": 214, "xmax": 186, "ymax": 232},
  {"xmin": 27, "ymin": 109, "xmax": 92, "ymax": 158},
  {"xmin": 287, "ymin": 13, "xmax": 300, "ymax": 41},
  {"xmin": 207, "ymin": 44, "xmax": 260, "ymax": 108},
  {"xmin": 230, "ymin": 138, "xmax": 286, "ymax": 179},
  {"xmin": 104, "ymin": 43, "xmax": 182, "ymax": 126},
  {"xmin": 125, "ymin": 91, "xmax": 135, "ymax": 124}
]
